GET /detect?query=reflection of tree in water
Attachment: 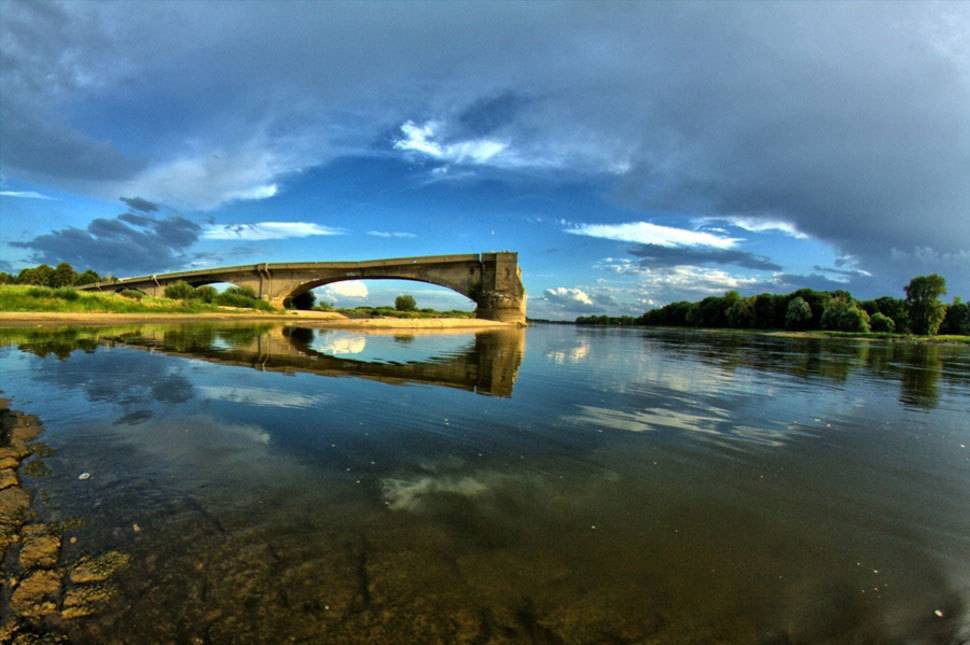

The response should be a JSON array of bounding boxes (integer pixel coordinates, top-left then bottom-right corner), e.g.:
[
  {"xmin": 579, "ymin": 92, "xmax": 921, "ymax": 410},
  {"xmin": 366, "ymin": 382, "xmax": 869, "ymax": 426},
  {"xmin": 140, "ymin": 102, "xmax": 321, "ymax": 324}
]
[{"xmin": 646, "ymin": 331, "xmax": 963, "ymax": 410}]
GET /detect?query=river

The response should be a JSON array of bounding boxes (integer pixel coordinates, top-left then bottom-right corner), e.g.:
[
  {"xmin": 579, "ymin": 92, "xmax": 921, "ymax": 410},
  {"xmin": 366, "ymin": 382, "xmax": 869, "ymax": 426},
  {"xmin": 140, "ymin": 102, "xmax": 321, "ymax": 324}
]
[{"xmin": 1, "ymin": 323, "xmax": 968, "ymax": 643}]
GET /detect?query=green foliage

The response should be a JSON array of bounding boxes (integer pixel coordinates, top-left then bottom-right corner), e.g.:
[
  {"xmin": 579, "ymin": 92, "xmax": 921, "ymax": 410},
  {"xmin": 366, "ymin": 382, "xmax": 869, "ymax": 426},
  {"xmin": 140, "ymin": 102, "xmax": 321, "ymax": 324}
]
[
  {"xmin": 191, "ymin": 285, "xmax": 218, "ymax": 303},
  {"xmin": 869, "ymin": 312, "xmax": 895, "ymax": 333},
  {"xmin": 26, "ymin": 286, "xmax": 53, "ymax": 298},
  {"xmin": 940, "ymin": 298, "xmax": 970, "ymax": 335},
  {"xmin": 820, "ymin": 298, "xmax": 870, "ymax": 332},
  {"xmin": 52, "ymin": 287, "xmax": 80, "ymax": 301},
  {"xmin": 905, "ymin": 274, "xmax": 947, "ymax": 335},
  {"xmin": 395, "ymin": 294, "xmax": 417, "ymax": 311},
  {"xmin": 0, "ymin": 272, "xmax": 13, "ymax": 285},
  {"xmin": 75, "ymin": 269, "xmax": 101, "ymax": 286},
  {"xmin": 119, "ymin": 288, "xmax": 146, "ymax": 300},
  {"xmin": 287, "ymin": 291, "xmax": 316, "ymax": 310},
  {"xmin": 18, "ymin": 264, "xmax": 54, "ymax": 286},
  {"xmin": 861, "ymin": 296, "xmax": 910, "ymax": 334},
  {"xmin": 215, "ymin": 286, "xmax": 272, "ymax": 310},
  {"xmin": 726, "ymin": 297, "xmax": 755, "ymax": 329},
  {"xmin": 51, "ymin": 262, "xmax": 77, "ymax": 287},
  {"xmin": 164, "ymin": 281, "xmax": 196, "ymax": 300},
  {"xmin": 785, "ymin": 297, "xmax": 813, "ymax": 330}
]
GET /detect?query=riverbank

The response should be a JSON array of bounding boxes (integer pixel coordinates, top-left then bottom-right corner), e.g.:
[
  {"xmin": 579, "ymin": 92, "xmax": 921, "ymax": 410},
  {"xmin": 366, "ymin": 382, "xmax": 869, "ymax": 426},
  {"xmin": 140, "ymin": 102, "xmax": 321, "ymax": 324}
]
[{"xmin": 0, "ymin": 311, "xmax": 512, "ymax": 329}]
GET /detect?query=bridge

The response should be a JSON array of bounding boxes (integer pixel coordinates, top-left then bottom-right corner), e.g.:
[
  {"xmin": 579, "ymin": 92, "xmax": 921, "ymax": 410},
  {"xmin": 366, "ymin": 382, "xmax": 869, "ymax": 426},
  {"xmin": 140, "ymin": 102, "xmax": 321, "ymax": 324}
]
[{"xmin": 78, "ymin": 252, "xmax": 527, "ymax": 324}]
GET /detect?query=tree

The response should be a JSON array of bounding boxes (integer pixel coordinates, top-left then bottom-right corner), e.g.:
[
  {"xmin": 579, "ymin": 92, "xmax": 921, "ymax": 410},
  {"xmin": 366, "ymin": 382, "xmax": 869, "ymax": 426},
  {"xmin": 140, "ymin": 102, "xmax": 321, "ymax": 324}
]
[
  {"xmin": 288, "ymin": 291, "xmax": 316, "ymax": 310},
  {"xmin": 18, "ymin": 264, "xmax": 54, "ymax": 286},
  {"xmin": 395, "ymin": 294, "xmax": 417, "ymax": 311},
  {"xmin": 51, "ymin": 262, "xmax": 77, "ymax": 287},
  {"xmin": 905, "ymin": 274, "xmax": 947, "ymax": 335},
  {"xmin": 164, "ymin": 281, "xmax": 195, "ymax": 300},
  {"xmin": 785, "ymin": 297, "xmax": 812, "ymax": 330},
  {"xmin": 940, "ymin": 297, "xmax": 970, "ymax": 335},
  {"xmin": 726, "ymin": 297, "xmax": 755, "ymax": 328},
  {"xmin": 192, "ymin": 285, "xmax": 218, "ymax": 303},
  {"xmin": 75, "ymin": 269, "xmax": 101, "ymax": 286},
  {"xmin": 870, "ymin": 312, "xmax": 895, "ymax": 333},
  {"xmin": 821, "ymin": 298, "xmax": 870, "ymax": 332}
]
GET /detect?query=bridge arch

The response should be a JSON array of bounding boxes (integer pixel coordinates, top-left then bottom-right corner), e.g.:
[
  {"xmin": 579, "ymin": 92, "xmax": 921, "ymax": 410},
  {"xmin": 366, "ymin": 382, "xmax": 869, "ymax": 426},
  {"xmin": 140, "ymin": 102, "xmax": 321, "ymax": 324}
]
[{"xmin": 284, "ymin": 275, "xmax": 478, "ymax": 309}]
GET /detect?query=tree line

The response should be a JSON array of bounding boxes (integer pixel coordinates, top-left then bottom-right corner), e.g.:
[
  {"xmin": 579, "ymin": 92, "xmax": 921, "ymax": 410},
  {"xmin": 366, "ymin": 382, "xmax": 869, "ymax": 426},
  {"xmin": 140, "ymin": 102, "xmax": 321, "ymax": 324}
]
[
  {"xmin": 0, "ymin": 262, "xmax": 102, "ymax": 288},
  {"xmin": 577, "ymin": 274, "xmax": 970, "ymax": 336}
]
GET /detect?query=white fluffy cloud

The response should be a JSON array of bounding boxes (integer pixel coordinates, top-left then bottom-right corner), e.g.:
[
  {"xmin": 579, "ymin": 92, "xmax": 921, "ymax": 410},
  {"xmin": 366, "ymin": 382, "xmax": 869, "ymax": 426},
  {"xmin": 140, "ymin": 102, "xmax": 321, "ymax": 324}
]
[
  {"xmin": 202, "ymin": 221, "xmax": 344, "ymax": 240},
  {"xmin": 544, "ymin": 287, "xmax": 594, "ymax": 307},
  {"xmin": 567, "ymin": 222, "xmax": 741, "ymax": 249},
  {"xmin": 319, "ymin": 280, "xmax": 368, "ymax": 300},
  {"xmin": 367, "ymin": 230, "xmax": 417, "ymax": 239},
  {"xmin": 0, "ymin": 190, "xmax": 55, "ymax": 200}
]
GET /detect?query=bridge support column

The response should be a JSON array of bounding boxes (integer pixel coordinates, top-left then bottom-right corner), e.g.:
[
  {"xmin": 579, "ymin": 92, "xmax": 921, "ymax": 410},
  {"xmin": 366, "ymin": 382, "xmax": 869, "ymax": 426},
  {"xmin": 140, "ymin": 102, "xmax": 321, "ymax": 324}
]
[{"xmin": 475, "ymin": 252, "xmax": 527, "ymax": 326}]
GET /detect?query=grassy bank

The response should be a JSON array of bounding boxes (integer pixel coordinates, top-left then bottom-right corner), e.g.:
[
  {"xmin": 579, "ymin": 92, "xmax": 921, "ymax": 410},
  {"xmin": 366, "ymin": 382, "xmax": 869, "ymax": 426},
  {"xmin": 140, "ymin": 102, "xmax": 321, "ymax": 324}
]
[{"xmin": 0, "ymin": 285, "xmax": 267, "ymax": 314}]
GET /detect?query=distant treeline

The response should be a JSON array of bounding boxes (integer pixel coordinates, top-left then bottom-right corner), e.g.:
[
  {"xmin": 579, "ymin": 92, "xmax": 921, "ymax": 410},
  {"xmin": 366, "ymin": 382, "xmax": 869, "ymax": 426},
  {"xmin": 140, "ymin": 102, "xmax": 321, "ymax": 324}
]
[
  {"xmin": 0, "ymin": 262, "xmax": 103, "ymax": 287},
  {"xmin": 577, "ymin": 274, "xmax": 970, "ymax": 336}
]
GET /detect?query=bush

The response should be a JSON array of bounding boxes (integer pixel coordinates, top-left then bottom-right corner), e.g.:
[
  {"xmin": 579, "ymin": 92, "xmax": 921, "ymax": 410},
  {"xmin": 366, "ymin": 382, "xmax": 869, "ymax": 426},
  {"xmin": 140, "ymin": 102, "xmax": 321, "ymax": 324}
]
[
  {"xmin": 287, "ymin": 291, "xmax": 316, "ymax": 310},
  {"xmin": 215, "ymin": 287, "xmax": 272, "ymax": 310},
  {"xmin": 395, "ymin": 294, "xmax": 417, "ymax": 311},
  {"xmin": 164, "ymin": 281, "xmax": 196, "ymax": 300},
  {"xmin": 26, "ymin": 286, "xmax": 53, "ymax": 298},
  {"xmin": 191, "ymin": 285, "xmax": 218, "ymax": 303},
  {"xmin": 119, "ymin": 288, "xmax": 146, "ymax": 300},
  {"xmin": 52, "ymin": 287, "xmax": 79, "ymax": 301},
  {"xmin": 870, "ymin": 312, "xmax": 895, "ymax": 333},
  {"xmin": 225, "ymin": 285, "xmax": 257, "ymax": 299}
]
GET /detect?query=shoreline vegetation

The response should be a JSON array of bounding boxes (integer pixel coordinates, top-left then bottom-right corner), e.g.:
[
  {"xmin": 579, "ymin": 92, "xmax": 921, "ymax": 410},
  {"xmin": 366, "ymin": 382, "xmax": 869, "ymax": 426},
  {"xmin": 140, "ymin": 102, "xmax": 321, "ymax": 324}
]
[{"xmin": 572, "ymin": 273, "xmax": 970, "ymax": 343}]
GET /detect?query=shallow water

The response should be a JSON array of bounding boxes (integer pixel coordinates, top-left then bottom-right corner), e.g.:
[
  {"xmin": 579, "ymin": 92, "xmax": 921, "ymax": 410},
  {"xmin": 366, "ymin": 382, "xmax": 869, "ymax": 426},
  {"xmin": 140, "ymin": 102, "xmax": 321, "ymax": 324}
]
[{"xmin": 1, "ymin": 323, "xmax": 969, "ymax": 643}]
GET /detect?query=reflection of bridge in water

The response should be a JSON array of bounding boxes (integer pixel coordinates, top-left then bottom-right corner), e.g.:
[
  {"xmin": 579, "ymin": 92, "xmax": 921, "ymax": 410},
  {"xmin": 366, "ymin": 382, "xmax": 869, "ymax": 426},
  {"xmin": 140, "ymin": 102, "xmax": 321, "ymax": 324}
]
[{"xmin": 108, "ymin": 326, "xmax": 526, "ymax": 397}]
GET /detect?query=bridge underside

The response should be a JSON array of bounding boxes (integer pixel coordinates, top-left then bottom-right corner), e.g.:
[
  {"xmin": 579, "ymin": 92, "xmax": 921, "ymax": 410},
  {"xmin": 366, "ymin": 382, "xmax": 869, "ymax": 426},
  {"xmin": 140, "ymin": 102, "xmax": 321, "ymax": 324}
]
[{"xmin": 79, "ymin": 253, "xmax": 527, "ymax": 325}]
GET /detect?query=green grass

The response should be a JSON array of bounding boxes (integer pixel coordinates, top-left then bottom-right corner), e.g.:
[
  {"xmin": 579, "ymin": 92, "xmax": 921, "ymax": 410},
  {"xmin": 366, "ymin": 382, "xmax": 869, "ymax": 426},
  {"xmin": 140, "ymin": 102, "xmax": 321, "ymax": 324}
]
[{"xmin": 0, "ymin": 285, "xmax": 274, "ymax": 314}]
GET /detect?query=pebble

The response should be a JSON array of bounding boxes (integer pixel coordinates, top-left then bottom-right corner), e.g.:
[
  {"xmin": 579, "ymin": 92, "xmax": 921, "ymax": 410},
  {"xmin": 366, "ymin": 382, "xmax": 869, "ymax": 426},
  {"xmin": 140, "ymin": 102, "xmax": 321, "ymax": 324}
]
[
  {"xmin": 78, "ymin": 472, "xmax": 91, "ymax": 480},
  {"xmin": 934, "ymin": 609, "xmax": 944, "ymax": 618}
]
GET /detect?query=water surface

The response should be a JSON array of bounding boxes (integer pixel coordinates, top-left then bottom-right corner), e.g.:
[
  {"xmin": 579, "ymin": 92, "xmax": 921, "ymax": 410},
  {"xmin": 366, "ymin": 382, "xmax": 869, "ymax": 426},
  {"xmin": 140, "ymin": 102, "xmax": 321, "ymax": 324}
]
[{"xmin": 1, "ymin": 323, "xmax": 968, "ymax": 643}]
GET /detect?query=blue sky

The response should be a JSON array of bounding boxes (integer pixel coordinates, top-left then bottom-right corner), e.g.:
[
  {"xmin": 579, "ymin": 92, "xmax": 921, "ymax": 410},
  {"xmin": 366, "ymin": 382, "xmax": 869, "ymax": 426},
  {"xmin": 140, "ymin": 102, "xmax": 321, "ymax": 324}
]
[{"xmin": 1, "ymin": 1, "xmax": 968, "ymax": 318}]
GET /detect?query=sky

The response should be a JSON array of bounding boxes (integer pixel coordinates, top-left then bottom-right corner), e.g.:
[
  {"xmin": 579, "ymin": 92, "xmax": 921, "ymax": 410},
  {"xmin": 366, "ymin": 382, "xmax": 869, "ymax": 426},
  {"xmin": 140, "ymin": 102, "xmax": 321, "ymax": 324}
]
[{"xmin": 1, "ymin": 1, "xmax": 968, "ymax": 319}]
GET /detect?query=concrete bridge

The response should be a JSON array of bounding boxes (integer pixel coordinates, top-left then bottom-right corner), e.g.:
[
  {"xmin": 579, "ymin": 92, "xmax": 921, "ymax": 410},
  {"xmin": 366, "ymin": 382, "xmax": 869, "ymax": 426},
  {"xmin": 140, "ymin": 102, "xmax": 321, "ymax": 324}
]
[{"xmin": 78, "ymin": 252, "xmax": 527, "ymax": 324}]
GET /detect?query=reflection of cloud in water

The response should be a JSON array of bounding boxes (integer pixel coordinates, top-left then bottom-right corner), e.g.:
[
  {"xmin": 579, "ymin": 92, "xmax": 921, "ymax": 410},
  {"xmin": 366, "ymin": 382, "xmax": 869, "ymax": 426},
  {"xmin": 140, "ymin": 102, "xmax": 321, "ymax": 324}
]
[
  {"xmin": 199, "ymin": 386, "xmax": 330, "ymax": 409},
  {"xmin": 545, "ymin": 341, "xmax": 590, "ymax": 364},
  {"xmin": 382, "ymin": 471, "xmax": 510, "ymax": 512},
  {"xmin": 566, "ymin": 405, "xmax": 810, "ymax": 448},
  {"xmin": 315, "ymin": 335, "xmax": 367, "ymax": 356}
]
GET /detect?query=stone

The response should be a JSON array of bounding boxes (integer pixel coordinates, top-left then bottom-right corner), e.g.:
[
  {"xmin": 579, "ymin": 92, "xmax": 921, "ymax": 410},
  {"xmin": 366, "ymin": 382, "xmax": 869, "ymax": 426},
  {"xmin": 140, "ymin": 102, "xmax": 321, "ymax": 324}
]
[
  {"xmin": 0, "ymin": 467, "xmax": 18, "ymax": 490},
  {"xmin": 0, "ymin": 455, "xmax": 19, "ymax": 469},
  {"xmin": 0, "ymin": 485, "xmax": 30, "ymax": 535},
  {"xmin": 62, "ymin": 584, "xmax": 116, "ymax": 619},
  {"xmin": 9, "ymin": 569, "xmax": 61, "ymax": 619},
  {"xmin": 19, "ymin": 527, "xmax": 61, "ymax": 569},
  {"xmin": 69, "ymin": 550, "xmax": 131, "ymax": 584}
]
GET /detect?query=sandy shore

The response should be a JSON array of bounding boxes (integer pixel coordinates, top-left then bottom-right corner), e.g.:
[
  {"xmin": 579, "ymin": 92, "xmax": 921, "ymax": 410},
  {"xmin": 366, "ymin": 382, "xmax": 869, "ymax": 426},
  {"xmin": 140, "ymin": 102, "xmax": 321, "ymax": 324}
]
[{"xmin": 0, "ymin": 310, "xmax": 513, "ymax": 330}]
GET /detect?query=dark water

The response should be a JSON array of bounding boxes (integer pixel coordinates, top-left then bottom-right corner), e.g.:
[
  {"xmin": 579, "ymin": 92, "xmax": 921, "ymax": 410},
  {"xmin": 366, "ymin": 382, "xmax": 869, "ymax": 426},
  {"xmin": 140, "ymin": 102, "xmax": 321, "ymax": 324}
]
[{"xmin": 1, "ymin": 323, "xmax": 969, "ymax": 643}]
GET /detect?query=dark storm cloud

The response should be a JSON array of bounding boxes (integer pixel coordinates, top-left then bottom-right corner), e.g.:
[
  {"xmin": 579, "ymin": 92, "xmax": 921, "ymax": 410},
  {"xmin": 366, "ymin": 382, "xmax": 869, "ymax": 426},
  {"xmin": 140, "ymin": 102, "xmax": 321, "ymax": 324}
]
[
  {"xmin": 11, "ymin": 213, "xmax": 201, "ymax": 275},
  {"xmin": 1, "ymin": 1, "xmax": 968, "ymax": 290},
  {"xmin": 629, "ymin": 244, "xmax": 781, "ymax": 271},
  {"xmin": 120, "ymin": 197, "xmax": 160, "ymax": 212}
]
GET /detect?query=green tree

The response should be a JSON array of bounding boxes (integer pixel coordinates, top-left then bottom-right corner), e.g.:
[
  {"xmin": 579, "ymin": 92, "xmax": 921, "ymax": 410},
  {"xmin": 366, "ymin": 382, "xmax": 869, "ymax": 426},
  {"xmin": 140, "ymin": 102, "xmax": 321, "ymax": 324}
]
[
  {"xmin": 75, "ymin": 269, "xmax": 101, "ymax": 286},
  {"xmin": 905, "ymin": 274, "xmax": 947, "ymax": 335},
  {"xmin": 192, "ymin": 285, "xmax": 218, "ymax": 303},
  {"xmin": 870, "ymin": 312, "xmax": 895, "ymax": 333},
  {"xmin": 164, "ymin": 281, "xmax": 195, "ymax": 300},
  {"xmin": 940, "ymin": 297, "xmax": 970, "ymax": 335},
  {"xmin": 821, "ymin": 298, "xmax": 870, "ymax": 332},
  {"xmin": 726, "ymin": 297, "xmax": 755, "ymax": 328},
  {"xmin": 785, "ymin": 297, "xmax": 812, "ymax": 330},
  {"xmin": 0, "ymin": 272, "xmax": 13, "ymax": 284},
  {"xmin": 395, "ymin": 294, "xmax": 417, "ymax": 311},
  {"xmin": 50, "ymin": 262, "xmax": 77, "ymax": 287},
  {"xmin": 18, "ymin": 264, "xmax": 54, "ymax": 286},
  {"xmin": 288, "ymin": 291, "xmax": 316, "ymax": 310}
]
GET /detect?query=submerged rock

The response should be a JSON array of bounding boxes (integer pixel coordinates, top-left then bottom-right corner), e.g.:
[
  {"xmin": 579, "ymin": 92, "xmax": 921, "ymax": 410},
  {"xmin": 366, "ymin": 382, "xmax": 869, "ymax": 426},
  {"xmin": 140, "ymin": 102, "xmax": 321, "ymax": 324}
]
[
  {"xmin": 19, "ymin": 525, "xmax": 61, "ymax": 569},
  {"xmin": 62, "ymin": 584, "xmax": 117, "ymax": 619},
  {"xmin": 69, "ymin": 550, "xmax": 131, "ymax": 584},
  {"xmin": 9, "ymin": 569, "xmax": 62, "ymax": 619},
  {"xmin": 0, "ymin": 467, "xmax": 18, "ymax": 490}
]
